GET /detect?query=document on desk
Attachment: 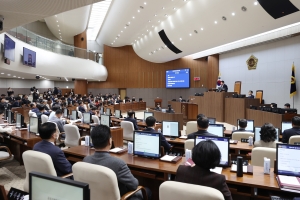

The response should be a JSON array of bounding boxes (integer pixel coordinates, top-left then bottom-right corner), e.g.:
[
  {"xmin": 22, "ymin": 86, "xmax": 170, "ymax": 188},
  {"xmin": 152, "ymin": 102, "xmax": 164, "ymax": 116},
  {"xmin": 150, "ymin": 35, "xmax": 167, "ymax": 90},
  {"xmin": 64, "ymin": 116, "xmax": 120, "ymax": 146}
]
[
  {"xmin": 160, "ymin": 155, "xmax": 177, "ymax": 162},
  {"xmin": 231, "ymin": 164, "xmax": 247, "ymax": 173},
  {"xmin": 278, "ymin": 175, "xmax": 300, "ymax": 187},
  {"xmin": 109, "ymin": 148, "xmax": 124, "ymax": 153},
  {"xmin": 179, "ymin": 135, "xmax": 187, "ymax": 139},
  {"xmin": 210, "ymin": 167, "xmax": 223, "ymax": 174}
]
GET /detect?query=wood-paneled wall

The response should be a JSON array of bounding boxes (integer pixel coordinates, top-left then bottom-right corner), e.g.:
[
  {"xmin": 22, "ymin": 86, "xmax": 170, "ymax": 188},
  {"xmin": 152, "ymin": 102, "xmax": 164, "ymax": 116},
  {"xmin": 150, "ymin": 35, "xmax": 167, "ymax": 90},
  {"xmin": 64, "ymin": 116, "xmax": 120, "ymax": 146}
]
[
  {"xmin": 74, "ymin": 80, "xmax": 87, "ymax": 95},
  {"xmin": 74, "ymin": 30, "xmax": 87, "ymax": 49},
  {"xmin": 88, "ymin": 45, "xmax": 212, "ymax": 89},
  {"xmin": 207, "ymin": 54, "xmax": 219, "ymax": 89}
]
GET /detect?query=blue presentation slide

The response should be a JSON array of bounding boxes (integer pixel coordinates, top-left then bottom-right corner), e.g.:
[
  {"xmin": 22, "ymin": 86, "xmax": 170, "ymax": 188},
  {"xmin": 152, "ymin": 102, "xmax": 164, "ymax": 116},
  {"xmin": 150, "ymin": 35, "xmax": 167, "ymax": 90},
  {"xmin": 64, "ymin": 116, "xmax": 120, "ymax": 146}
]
[{"xmin": 166, "ymin": 69, "xmax": 190, "ymax": 88}]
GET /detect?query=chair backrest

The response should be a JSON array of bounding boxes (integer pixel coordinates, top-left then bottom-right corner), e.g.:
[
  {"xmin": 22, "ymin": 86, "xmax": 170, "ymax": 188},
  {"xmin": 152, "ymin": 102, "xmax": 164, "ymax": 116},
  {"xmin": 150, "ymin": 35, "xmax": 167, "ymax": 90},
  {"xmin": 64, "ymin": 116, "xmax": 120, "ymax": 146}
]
[
  {"xmin": 186, "ymin": 121, "xmax": 198, "ymax": 135},
  {"xmin": 41, "ymin": 114, "xmax": 49, "ymax": 124},
  {"xmin": 22, "ymin": 150, "xmax": 57, "ymax": 192},
  {"xmin": 216, "ymin": 122, "xmax": 236, "ymax": 132},
  {"xmin": 64, "ymin": 124, "xmax": 81, "ymax": 147},
  {"xmin": 77, "ymin": 111, "xmax": 83, "ymax": 119},
  {"xmin": 159, "ymin": 181, "xmax": 224, "ymax": 200},
  {"xmin": 185, "ymin": 139, "xmax": 195, "ymax": 151},
  {"xmin": 232, "ymin": 131, "xmax": 254, "ymax": 141},
  {"xmin": 121, "ymin": 121, "xmax": 134, "ymax": 141},
  {"xmin": 29, "ymin": 111, "xmax": 37, "ymax": 118},
  {"xmin": 251, "ymin": 147, "xmax": 276, "ymax": 168},
  {"xmin": 289, "ymin": 135, "xmax": 300, "ymax": 144},
  {"xmin": 92, "ymin": 115, "xmax": 100, "ymax": 125},
  {"xmin": 256, "ymin": 90, "xmax": 263, "ymax": 103},
  {"xmin": 234, "ymin": 81, "xmax": 242, "ymax": 95},
  {"xmin": 72, "ymin": 162, "xmax": 120, "ymax": 200}
]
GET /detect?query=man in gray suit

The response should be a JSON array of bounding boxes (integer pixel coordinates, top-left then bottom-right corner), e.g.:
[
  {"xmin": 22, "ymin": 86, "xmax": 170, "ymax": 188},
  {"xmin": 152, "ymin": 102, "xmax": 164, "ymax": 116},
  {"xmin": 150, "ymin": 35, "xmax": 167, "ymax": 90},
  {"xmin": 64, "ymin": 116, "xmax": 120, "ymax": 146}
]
[
  {"xmin": 48, "ymin": 109, "xmax": 65, "ymax": 134},
  {"xmin": 83, "ymin": 125, "xmax": 151, "ymax": 200}
]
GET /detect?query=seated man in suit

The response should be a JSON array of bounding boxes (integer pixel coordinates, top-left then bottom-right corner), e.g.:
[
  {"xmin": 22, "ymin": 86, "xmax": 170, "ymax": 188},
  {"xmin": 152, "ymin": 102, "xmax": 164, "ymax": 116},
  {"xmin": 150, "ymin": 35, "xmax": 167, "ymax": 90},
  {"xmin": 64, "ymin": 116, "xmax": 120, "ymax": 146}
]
[
  {"xmin": 48, "ymin": 109, "xmax": 65, "ymax": 134},
  {"xmin": 247, "ymin": 90, "xmax": 254, "ymax": 98},
  {"xmin": 144, "ymin": 116, "xmax": 172, "ymax": 152},
  {"xmin": 49, "ymin": 106, "xmax": 60, "ymax": 121},
  {"xmin": 11, "ymin": 97, "xmax": 22, "ymax": 107},
  {"xmin": 78, "ymin": 101, "xmax": 86, "ymax": 113},
  {"xmin": 155, "ymin": 104, "xmax": 161, "ymax": 111},
  {"xmin": 89, "ymin": 107, "xmax": 98, "ymax": 116},
  {"xmin": 187, "ymin": 117, "xmax": 217, "ymax": 139},
  {"xmin": 282, "ymin": 116, "xmax": 300, "ymax": 143},
  {"xmin": 124, "ymin": 111, "xmax": 139, "ymax": 130},
  {"xmin": 232, "ymin": 119, "xmax": 249, "ymax": 133},
  {"xmin": 83, "ymin": 125, "xmax": 151, "ymax": 200},
  {"xmin": 33, "ymin": 122, "xmax": 72, "ymax": 177},
  {"xmin": 218, "ymin": 81, "xmax": 228, "ymax": 92},
  {"xmin": 175, "ymin": 140, "xmax": 232, "ymax": 200},
  {"xmin": 30, "ymin": 102, "xmax": 39, "ymax": 113}
]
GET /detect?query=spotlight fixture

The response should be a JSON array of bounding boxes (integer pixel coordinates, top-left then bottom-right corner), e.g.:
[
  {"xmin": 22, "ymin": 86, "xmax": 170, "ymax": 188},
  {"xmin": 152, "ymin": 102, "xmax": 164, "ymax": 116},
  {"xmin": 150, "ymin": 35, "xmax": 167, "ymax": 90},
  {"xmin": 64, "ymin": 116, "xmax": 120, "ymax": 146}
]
[
  {"xmin": 194, "ymin": 30, "xmax": 198, "ymax": 34},
  {"xmin": 222, "ymin": 16, "xmax": 226, "ymax": 20},
  {"xmin": 254, "ymin": 1, "xmax": 258, "ymax": 5},
  {"xmin": 232, "ymin": 12, "xmax": 235, "ymax": 16},
  {"xmin": 133, "ymin": 16, "xmax": 135, "ymax": 18},
  {"xmin": 189, "ymin": 33, "xmax": 192, "ymax": 36},
  {"xmin": 154, "ymin": 14, "xmax": 157, "ymax": 16},
  {"xmin": 241, "ymin": 6, "xmax": 247, "ymax": 11},
  {"xmin": 162, "ymin": 7, "xmax": 165, "ymax": 9},
  {"xmin": 214, "ymin": 21, "xmax": 218, "ymax": 24},
  {"xmin": 144, "ymin": 2, "xmax": 147, "ymax": 5},
  {"xmin": 201, "ymin": 28, "xmax": 204, "ymax": 30},
  {"xmin": 138, "ymin": 10, "xmax": 140, "ymax": 12},
  {"xmin": 180, "ymin": 38, "xmax": 182, "ymax": 40}
]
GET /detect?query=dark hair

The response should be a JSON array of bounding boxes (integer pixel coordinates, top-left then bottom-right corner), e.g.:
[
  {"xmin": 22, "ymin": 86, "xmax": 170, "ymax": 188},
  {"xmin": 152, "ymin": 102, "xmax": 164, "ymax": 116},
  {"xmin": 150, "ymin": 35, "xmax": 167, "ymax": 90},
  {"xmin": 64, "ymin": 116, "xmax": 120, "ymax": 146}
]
[
  {"xmin": 37, "ymin": 104, "xmax": 45, "ymax": 111},
  {"xmin": 197, "ymin": 114, "xmax": 205, "ymax": 120},
  {"xmin": 238, "ymin": 119, "xmax": 247, "ymax": 128},
  {"xmin": 197, "ymin": 117, "xmax": 209, "ymax": 129},
  {"xmin": 292, "ymin": 116, "xmax": 300, "ymax": 126},
  {"xmin": 78, "ymin": 101, "xmax": 83, "ymax": 105},
  {"xmin": 249, "ymin": 90, "xmax": 253, "ymax": 94},
  {"xmin": 128, "ymin": 111, "xmax": 134, "ymax": 117},
  {"xmin": 192, "ymin": 140, "xmax": 221, "ymax": 169},
  {"xmin": 284, "ymin": 103, "xmax": 290, "ymax": 108},
  {"xmin": 91, "ymin": 125, "xmax": 111, "ymax": 149},
  {"xmin": 221, "ymin": 81, "xmax": 224, "ymax": 83},
  {"xmin": 55, "ymin": 109, "xmax": 62, "ymax": 115},
  {"xmin": 146, "ymin": 116, "xmax": 156, "ymax": 127},
  {"xmin": 39, "ymin": 122, "xmax": 57, "ymax": 140},
  {"xmin": 260, "ymin": 123, "xmax": 277, "ymax": 143},
  {"xmin": 30, "ymin": 103, "xmax": 35, "ymax": 108},
  {"xmin": 15, "ymin": 97, "xmax": 21, "ymax": 100},
  {"xmin": 91, "ymin": 107, "xmax": 97, "ymax": 111},
  {"xmin": 0, "ymin": 110, "xmax": 4, "ymax": 115},
  {"xmin": 52, "ymin": 106, "xmax": 60, "ymax": 112}
]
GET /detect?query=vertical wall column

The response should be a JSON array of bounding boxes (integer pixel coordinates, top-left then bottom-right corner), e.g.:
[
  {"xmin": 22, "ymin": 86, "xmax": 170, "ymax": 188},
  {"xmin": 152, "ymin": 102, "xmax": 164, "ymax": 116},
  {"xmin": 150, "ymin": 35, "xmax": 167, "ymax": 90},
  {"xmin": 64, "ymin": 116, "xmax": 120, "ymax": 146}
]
[
  {"xmin": 74, "ymin": 30, "xmax": 87, "ymax": 59},
  {"xmin": 74, "ymin": 80, "xmax": 88, "ymax": 95},
  {"xmin": 207, "ymin": 54, "xmax": 219, "ymax": 89}
]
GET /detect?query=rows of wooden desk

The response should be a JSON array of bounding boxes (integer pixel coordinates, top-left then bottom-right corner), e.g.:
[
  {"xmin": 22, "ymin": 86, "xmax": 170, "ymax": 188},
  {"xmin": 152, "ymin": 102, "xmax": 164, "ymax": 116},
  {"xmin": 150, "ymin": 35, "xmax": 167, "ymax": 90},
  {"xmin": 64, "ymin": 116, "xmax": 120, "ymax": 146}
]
[{"xmin": 63, "ymin": 146, "xmax": 294, "ymax": 200}]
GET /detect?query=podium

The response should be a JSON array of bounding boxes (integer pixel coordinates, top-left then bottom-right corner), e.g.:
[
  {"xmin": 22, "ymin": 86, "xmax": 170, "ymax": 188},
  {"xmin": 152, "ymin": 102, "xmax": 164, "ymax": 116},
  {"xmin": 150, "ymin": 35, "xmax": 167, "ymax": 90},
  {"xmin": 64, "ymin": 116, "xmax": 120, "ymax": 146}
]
[
  {"xmin": 168, "ymin": 101, "xmax": 198, "ymax": 120},
  {"xmin": 154, "ymin": 98, "xmax": 162, "ymax": 107}
]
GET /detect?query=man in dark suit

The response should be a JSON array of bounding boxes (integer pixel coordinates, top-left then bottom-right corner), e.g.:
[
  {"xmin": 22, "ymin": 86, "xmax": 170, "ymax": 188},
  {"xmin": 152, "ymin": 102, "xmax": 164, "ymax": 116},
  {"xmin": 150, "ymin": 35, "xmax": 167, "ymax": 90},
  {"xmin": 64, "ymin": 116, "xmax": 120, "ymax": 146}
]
[
  {"xmin": 11, "ymin": 97, "xmax": 22, "ymax": 107},
  {"xmin": 247, "ymin": 90, "xmax": 254, "ymax": 98},
  {"xmin": 232, "ymin": 119, "xmax": 249, "ymax": 133},
  {"xmin": 144, "ymin": 116, "xmax": 172, "ymax": 152},
  {"xmin": 175, "ymin": 140, "xmax": 232, "ymax": 200},
  {"xmin": 33, "ymin": 122, "xmax": 72, "ymax": 177},
  {"xmin": 187, "ymin": 116, "xmax": 217, "ymax": 139},
  {"xmin": 124, "ymin": 111, "xmax": 139, "ymax": 130},
  {"xmin": 218, "ymin": 81, "xmax": 228, "ymax": 92},
  {"xmin": 83, "ymin": 125, "xmax": 151, "ymax": 200},
  {"xmin": 30, "ymin": 103, "xmax": 39, "ymax": 113},
  {"xmin": 282, "ymin": 116, "xmax": 300, "ymax": 143},
  {"xmin": 78, "ymin": 101, "xmax": 86, "ymax": 113}
]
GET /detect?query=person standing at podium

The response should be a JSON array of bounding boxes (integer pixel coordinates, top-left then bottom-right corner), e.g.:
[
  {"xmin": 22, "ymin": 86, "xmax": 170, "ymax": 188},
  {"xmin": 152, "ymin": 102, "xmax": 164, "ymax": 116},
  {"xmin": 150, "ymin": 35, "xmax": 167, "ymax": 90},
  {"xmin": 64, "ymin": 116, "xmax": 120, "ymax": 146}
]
[
  {"xmin": 218, "ymin": 81, "xmax": 228, "ymax": 92},
  {"xmin": 247, "ymin": 90, "xmax": 254, "ymax": 98}
]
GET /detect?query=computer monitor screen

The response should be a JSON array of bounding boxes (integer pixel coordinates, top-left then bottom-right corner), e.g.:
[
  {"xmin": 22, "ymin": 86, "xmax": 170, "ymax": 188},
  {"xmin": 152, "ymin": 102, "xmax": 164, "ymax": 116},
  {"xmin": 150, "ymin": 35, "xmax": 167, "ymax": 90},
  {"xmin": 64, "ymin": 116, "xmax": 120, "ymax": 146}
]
[
  {"xmin": 208, "ymin": 117, "xmax": 216, "ymax": 124},
  {"xmin": 63, "ymin": 108, "xmax": 69, "ymax": 118},
  {"xmin": 281, "ymin": 122, "xmax": 292, "ymax": 133},
  {"xmin": 23, "ymin": 47, "xmax": 36, "ymax": 67},
  {"xmin": 4, "ymin": 34, "xmax": 16, "ymax": 62},
  {"xmin": 100, "ymin": 107, "xmax": 104, "ymax": 115},
  {"xmin": 134, "ymin": 131, "xmax": 160, "ymax": 158},
  {"xmin": 7, "ymin": 111, "xmax": 12, "ymax": 124},
  {"xmin": 29, "ymin": 172, "xmax": 89, "ymax": 200},
  {"xmin": 237, "ymin": 119, "xmax": 254, "ymax": 132},
  {"xmin": 194, "ymin": 135, "xmax": 229, "ymax": 167},
  {"xmin": 71, "ymin": 110, "xmax": 77, "ymax": 120},
  {"xmin": 277, "ymin": 144, "xmax": 300, "ymax": 177},
  {"xmin": 83, "ymin": 113, "xmax": 91, "ymax": 124},
  {"xmin": 144, "ymin": 112, "xmax": 154, "ymax": 121},
  {"xmin": 29, "ymin": 117, "xmax": 39, "ymax": 134},
  {"xmin": 162, "ymin": 121, "xmax": 179, "ymax": 137},
  {"xmin": 106, "ymin": 108, "xmax": 111, "ymax": 116},
  {"xmin": 115, "ymin": 110, "xmax": 121, "ymax": 118},
  {"xmin": 16, "ymin": 113, "xmax": 23, "ymax": 128},
  {"xmin": 254, "ymin": 127, "xmax": 279, "ymax": 142},
  {"xmin": 100, "ymin": 115, "xmax": 110, "ymax": 127},
  {"xmin": 207, "ymin": 124, "xmax": 224, "ymax": 137}
]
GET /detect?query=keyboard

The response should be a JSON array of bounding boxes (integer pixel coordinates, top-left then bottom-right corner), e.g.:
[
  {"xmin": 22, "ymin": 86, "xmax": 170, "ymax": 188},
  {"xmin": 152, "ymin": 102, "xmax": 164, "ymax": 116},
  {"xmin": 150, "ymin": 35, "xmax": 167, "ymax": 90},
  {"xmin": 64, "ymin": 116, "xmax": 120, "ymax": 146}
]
[{"xmin": 270, "ymin": 196, "xmax": 294, "ymax": 200}]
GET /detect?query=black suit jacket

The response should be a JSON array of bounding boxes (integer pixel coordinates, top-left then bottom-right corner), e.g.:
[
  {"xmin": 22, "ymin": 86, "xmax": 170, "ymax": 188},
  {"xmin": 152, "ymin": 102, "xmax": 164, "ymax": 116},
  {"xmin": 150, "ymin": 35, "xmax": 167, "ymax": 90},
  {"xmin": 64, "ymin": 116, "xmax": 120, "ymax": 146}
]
[
  {"xmin": 144, "ymin": 128, "xmax": 172, "ymax": 152},
  {"xmin": 124, "ymin": 117, "xmax": 139, "ymax": 130},
  {"xmin": 175, "ymin": 165, "xmax": 232, "ymax": 200},
  {"xmin": 187, "ymin": 130, "xmax": 217, "ymax": 139},
  {"xmin": 33, "ymin": 140, "xmax": 72, "ymax": 176},
  {"xmin": 222, "ymin": 84, "xmax": 228, "ymax": 92},
  {"xmin": 282, "ymin": 127, "xmax": 300, "ymax": 143},
  {"xmin": 247, "ymin": 95, "xmax": 254, "ymax": 98},
  {"xmin": 11, "ymin": 101, "xmax": 21, "ymax": 107}
]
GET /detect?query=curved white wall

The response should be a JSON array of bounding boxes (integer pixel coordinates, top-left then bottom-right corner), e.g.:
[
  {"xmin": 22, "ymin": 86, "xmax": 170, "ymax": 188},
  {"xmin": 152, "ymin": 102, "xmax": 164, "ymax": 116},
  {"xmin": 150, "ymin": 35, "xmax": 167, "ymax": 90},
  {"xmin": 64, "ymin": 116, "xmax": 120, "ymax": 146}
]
[{"xmin": 0, "ymin": 33, "xmax": 108, "ymax": 81}]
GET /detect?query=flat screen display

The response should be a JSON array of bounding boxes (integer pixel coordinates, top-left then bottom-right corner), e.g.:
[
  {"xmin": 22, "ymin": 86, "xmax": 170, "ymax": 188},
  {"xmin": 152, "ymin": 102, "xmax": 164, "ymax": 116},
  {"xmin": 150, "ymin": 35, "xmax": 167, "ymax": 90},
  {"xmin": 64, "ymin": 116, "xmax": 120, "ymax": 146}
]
[
  {"xmin": 237, "ymin": 119, "xmax": 254, "ymax": 132},
  {"xmin": 100, "ymin": 115, "xmax": 110, "ymax": 127},
  {"xmin": 115, "ymin": 110, "xmax": 121, "ymax": 118},
  {"xmin": 144, "ymin": 112, "xmax": 154, "ymax": 121},
  {"xmin": 23, "ymin": 47, "xmax": 36, "ymax": 67},
  {"xmin": 166, "ymin": 68, "xmax": 190, "ymax": 88},
  {"xmin": 4, "ymin": 34, "xmax": 15, "ymax": 62},
  {"xmin": 281, "ymin": 122, "xmax": 292, "ymax": 133},
  {"xmin": 207, "ymin": 124, "xmax": 224, "ymax": 137},
  {"xmin": 106, "ymin": 108, "xmax": 111, "ymax": 116},
  {"xmin": 29, "ymin": 117, "xmax": 39, "ymax": 134},
  {"xmin": 277, "ymin": 144, "xmax": 300, "ymax": 177},
  {"xmin": 254, "ymin": 127, "xmax": 279, "ymax": 142},
  {"xmin": 208, "ymin": 118, "xmax": 216, "ymax": 124},
  {"xmin": 195, "ymin": 135, "xmax": 229, "ymax": 167},
  {"xmin": 162, "ymin": 121, "xmax": 179, "ymax": 137},
  {"xmin": 83, "ymin": 113, "xmax": 91, "ymax": 124},
  {"xmin": 63, "ymin": 109, "xmax": 69, "ymax": 118},
  {"xmin": 134, "ymin": 131, "xmax": 160, "ymax": 158},
  {"xmin": 16, "ymin": 113, "xmax": 22, "ymax": 128},
  {"xmin": 71, "ymin": 111, "xmax": 77, "ymax": 120}
]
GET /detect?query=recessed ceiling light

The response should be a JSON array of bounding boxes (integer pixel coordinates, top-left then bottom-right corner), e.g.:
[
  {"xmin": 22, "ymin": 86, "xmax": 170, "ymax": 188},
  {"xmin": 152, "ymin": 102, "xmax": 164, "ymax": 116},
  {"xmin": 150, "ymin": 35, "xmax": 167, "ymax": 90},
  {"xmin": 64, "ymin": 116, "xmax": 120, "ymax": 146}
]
[
  {"xmin": 254, "ymin": 1, "xmax": 258, "ymax": 5},
  {"xmin": 144, "ymin": 2, "xmax": 147, "ymax": 5},
  {"xmin": 56, "ymin": 20, "xmax": 58, "ymax": 23},
  {"xmin": 60, "ymin": 39, "xmax": 62, "ymax": 40},
  {"xmin": 57, "ymin": 25, "xmax": 59, "ymax": 27},
  {"xmin": 128, "ymin": 22, "xmax": 130, "ymax": 24},
  {"xmin": 121, "ymin": 31, "xmax": 123, "ymax": 32},
  {"xmin": 7, "ymin": 74, "xmax": 10, "ymax": 76},
  {"xmin": 183, "ymin": 0, "xmax": 186, "ymax": 1},
  {"xmin": 165, "ymin": 14, "xmax": 168, "ymax": 17},
  {"xmin": 232, "ymin": 12, "xmax": 235, "ymax": 16},
  {"xmin": 133, "ymin": 16, "xmax": 135, "ymax": 18},
  {"xmin": 158, "ymin": 20, "xmax": 160, "ymax": 23},
  {"xmin": 59, "ymin": 30, "xmax": 60, "ymax": 31},
  {"xmin": 180, "ymin": 38, "xmax": 182, "ymax": 40},
  {"xmin": 189, "ymin": 33, "xmax": 192, "ymax": 36},
  {"xmin": 214, "ymin": 21, "xmax": 217, "ymax": 24},
  {"xmin": 152, "ymin": 25, "xmax": 154, "ymax": 28},
  {"xmin": 113, "ymin": 40, "xmax": 115, "ymax": 42},
  {"xmin": 159, "ymin": 48, "xmax": 161, "ymax": 50},
  {"xmin": 162, "ymin": 7, "xmax": 165, "ymax": 9},
  {"xmin": 59, "ymin": 33, "xmax": 61, "ymax": 34},
  {"xmin": 124, "ymin": 27, "xmax": 127, "ymax": 29},
  {"xmin": 201, "ymin": 28, "xmax": 204, "ymax": 30},
  {"xmin": 0, "ymin": 73, "xmax": 4, "ymax": 74},
  {"xmin": 147, "ymin": 30, "xmax": 149, "ymax": 32},
  {"xmin": 55, "ymin": 15, "xmax": 57, "ymax": 17},
  {"xmin": 172, "ymin": 42, "xmax": 174, "ymax": 44},
  {"xmin": 154, "ymin": 14, "xmax": 157, "ymax": 16},
  {"xmin": 13, "ymin": 76, "xmax": 16, "ymax": 77},
  {"xmin": 173, "ymin": 8, "xmax": 176, "ymax": 10},
  {"xmin": 138, "ymin": 10, "xmax": 140, "ymax": 12},
  {"xmin": 149, "ymin": 20, "xmax": 151, "ymax": 22}
]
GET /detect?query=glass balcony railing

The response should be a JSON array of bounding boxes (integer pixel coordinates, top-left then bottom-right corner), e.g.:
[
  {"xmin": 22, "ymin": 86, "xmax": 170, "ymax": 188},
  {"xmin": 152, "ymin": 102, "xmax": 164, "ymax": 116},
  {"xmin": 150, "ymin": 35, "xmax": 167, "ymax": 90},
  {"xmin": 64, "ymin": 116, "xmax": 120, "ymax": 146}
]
[{"xmin": 7, "ymin": 26, "xmax": 102, "ymax": 63}]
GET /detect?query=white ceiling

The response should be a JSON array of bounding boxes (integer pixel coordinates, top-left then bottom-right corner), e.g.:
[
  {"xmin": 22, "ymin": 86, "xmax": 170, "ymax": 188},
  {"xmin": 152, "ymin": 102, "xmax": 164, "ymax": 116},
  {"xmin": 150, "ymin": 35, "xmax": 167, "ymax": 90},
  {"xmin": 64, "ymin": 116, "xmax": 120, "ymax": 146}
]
[
  {"xmin": 44, "ymin": 5, "xmax": 92, "ymax": 44},
  {"xmin": 95, "ymin": 0, "xmax": 300, "ymax": 63}
]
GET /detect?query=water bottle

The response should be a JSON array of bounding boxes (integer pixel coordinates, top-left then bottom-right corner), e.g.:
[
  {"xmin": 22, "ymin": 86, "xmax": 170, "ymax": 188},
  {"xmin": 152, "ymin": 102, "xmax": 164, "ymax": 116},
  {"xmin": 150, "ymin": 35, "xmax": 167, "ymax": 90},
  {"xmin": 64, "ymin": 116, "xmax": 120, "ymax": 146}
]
[
  {"xmin": 248, "ymin": 136, "xmax": 253, "ymax": 146},
  {"xmin": 158, "ymin": 128, "xmax": 161, "ymax": 133}
]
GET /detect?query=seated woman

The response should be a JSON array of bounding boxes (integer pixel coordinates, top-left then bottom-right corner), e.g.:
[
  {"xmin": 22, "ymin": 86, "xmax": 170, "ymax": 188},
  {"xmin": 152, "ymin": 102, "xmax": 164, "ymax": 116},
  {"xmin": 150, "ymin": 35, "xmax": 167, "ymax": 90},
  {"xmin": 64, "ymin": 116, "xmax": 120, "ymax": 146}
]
[
  {"xmin": 175, "ymin": 140, "xmax": 232, "ymax": 200},
  {"xmin": 254, "ymin": 123, "xmax": 277, "ymax": 148}
]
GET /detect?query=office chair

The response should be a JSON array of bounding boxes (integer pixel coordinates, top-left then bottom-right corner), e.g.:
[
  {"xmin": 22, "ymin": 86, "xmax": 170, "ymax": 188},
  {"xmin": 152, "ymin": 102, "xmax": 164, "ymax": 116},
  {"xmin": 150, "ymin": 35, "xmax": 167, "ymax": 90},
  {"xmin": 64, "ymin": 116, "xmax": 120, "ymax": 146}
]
[
  {"xmin": 232, "ymin": 132, "xmax": 254, "ymax": 141},
  {"xmin": 77, "ymin": 111, "xmax": 83, "ymax": 119},
  {"xmin": 0, "ymin": 135, "xmax": 13, "ymax": 162},
  {"xmin": 121, "ymin": 121, "xmax": 134, "ymax": 141},
  {"xmin": 184, "ymin": 139, "xmax": 194, "ymax": 151},
  {"xmin": 41, "ymin": 114, "xmax": 49, "ymax": 124},
  {"xmin": 289, "ymin": 136, "xmax": 300, "ymax": 145},
  {"xmin": 251, "ymin": 147, "xmax": 276, "ymax": 168},
  {"xmin": 63, "ymin": 124, "xmax": 85, "ymax": 147},
  {"xmin": 185, "ymin": 121, "xmax": 197, "ymax": 135},
  {"xmin": 92, "ymin": 115, "xmax": 100, "ymax": 125},
  {"xmin": 255, "ymin": 90, "xmax": 263, "ymax": 104}
]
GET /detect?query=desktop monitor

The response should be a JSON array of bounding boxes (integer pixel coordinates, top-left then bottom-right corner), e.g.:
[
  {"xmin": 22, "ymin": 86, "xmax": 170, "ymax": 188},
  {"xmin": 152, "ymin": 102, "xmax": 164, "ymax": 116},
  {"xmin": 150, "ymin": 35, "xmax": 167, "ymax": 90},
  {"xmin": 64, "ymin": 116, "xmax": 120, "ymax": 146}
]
[
  {"xmin": 71, "ymin": 110, "xmax": 78, "ymax": 120},
  {"xmin": 162, "ymin": 121, "xmax": 179, "ymax": 137},
  {"xmin": 207, "ymin": 124, "xmax": 224, "ymax": 137},
  {"xmin": 194, "ymin": 135, "xmax": 230, "ymax": 167},
  {"xmin": 106, "ymin": 108, "xmax": 111, "ymax": 116},
  {"xmin": 144, "ymin": 112, "xmax": 154, "ymax": 121},
  {"xmin": 281, "ymin": 122, "xmax": 292, "ymax": 133},
  {"xmin": 237, "ymin": 119, "xmax": 254, "ymax": 132},
  {"xmin": 115, "ymin": 110, "xmax": 121, "ymax": 118},
  {"xmin": 29, "ymin": 172, "xmax": 90, "ymax": 200},
  {"xmin": 100, "ymin": 115, "xmax": 110, "ymax": 127},
  {"xmin": 16, "ymin": 113, "xmax": 24, "ymax": 128},
  {"xmin": 83, "ymin": 113, "xmax": 92, "ymax": 124},
  {"xmin": 133, "ymin": 131, "xmax": 161, "ymax": 158},
  {"xmin": 100, "ymin": 107, "xmax": 104, "ymax": 115},
  {"xmin": 29, "ymin": 117, "xmax": 39, "ymax": 134},
  {"xmin": 7, "ymin": 110, "xmax": 14, "ymax": 124},
  {"xmin": 277, "ymin": 144, "xmax": 300, "ymax": 177},
  {"xmin": 63, "ymin": 108, "xmax": 69, "ymax": 118},
  {"xmin": 254, "ymin": 127, "xmax": 279, "ymax": 142},
  {"xmin": 208, "ymin": 117, "xmax": 216, "ymax": 124}
]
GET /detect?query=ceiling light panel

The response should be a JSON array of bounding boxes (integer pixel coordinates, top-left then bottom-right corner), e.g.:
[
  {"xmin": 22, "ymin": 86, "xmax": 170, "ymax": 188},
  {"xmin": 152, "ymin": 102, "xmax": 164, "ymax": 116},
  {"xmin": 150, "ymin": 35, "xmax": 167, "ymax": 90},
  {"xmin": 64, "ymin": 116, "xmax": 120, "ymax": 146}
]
[{"xmin": 87, "ymin": 0, "xmax": 112, "ymax": 40}]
